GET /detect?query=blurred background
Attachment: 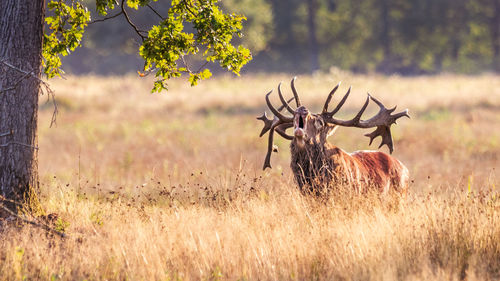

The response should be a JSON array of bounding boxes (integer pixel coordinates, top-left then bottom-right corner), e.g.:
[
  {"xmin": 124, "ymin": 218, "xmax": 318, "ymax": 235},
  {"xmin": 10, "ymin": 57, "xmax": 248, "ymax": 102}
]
[{"xmin": 64, "ymin": 0, "xmax": 500, "ymax": 76}]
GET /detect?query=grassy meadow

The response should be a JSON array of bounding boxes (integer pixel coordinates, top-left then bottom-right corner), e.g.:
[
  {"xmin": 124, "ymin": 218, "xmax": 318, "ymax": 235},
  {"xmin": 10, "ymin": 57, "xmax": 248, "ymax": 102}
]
[{"xmin": 1, "ymin": 72, "xmax": 500, "ymax": 280}]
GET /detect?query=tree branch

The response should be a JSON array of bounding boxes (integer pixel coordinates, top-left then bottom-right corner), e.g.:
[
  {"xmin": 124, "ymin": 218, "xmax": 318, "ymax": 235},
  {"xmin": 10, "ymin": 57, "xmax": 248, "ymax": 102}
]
[
  {"xmin": 121, "ymin": 0, "xmax": 147, "ymax": 40},
  {"xmin": 196, "ymin": 61, "xmax": 210, "ymax": 73},
  {"xmin": 88, "ymin": 11, "xmax": 124, "ymax": 24},
  {"xmin": 147, "ymin": 4, "xmax": 165, "ymax": 21},
  {"xmin": 181, "ymin": 55, "xmax": 192, "ymax": 73},
  {"xmin": 182, "ymin": 0, "xmax": 198, "ymax": 17}
]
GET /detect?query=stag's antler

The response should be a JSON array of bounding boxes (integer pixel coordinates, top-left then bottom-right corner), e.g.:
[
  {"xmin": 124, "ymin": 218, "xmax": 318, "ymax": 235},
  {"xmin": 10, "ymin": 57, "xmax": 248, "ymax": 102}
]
[
  {"xmin": 257, "ymin": 112, "xmax": 293, "ymax": 139},
  {"xmin": 322, "ymin": 86, "xmax": 409, "ymax": 153},
  {"xmin": 291, "ymin": 77, "xmax": 302, "ymax": 107},
  {"xmin": 278, "ymin": 82, "xmax": 295, "ymax": 114},
  {"xmin": 257, "ymin": 80, "xmax": 298, "ymax": 169}
]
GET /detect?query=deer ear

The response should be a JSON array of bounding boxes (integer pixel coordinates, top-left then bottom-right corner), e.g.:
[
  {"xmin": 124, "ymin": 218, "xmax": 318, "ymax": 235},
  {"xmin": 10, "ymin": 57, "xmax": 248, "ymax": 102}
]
[{"xmin": 326, "ymin": 124, "xmax": 338, "ymax": 138}]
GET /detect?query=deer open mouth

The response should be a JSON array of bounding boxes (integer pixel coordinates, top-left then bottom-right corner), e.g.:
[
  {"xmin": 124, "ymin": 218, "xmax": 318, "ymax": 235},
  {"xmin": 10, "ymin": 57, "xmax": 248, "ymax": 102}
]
[
  {"xmin": 294, "ymin": 116, "xmax": 306, "ymax": 136},
  {"xmin": 294, "ymin": 115, "xmax": 306, "ymax": 148},
  {"xmin": 298, "ymin": 115, "xmax": 304, "ymax": 129}
]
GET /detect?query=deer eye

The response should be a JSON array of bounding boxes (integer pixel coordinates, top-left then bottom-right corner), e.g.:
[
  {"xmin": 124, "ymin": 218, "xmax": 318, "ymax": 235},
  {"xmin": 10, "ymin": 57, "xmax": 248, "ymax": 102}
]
[{"xmin": 314, "ymin": 119, "xmax": 324, "ymax": 129}]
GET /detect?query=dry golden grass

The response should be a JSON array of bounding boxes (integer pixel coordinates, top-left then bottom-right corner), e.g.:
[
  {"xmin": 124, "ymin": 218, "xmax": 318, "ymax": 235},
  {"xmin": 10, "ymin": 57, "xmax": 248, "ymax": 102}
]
[{"xmin": 1, "ymin": 72, "xmax": 499, "ymax": 280}]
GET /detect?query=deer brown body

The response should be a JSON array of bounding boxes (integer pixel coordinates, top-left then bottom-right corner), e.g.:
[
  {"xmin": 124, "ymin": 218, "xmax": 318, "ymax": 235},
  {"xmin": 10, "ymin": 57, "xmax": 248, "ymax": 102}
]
[
  {"xmin": 258, "ymin": 78, "xmax": 409, "ymax": 195},
  {"xmin": 290, "ymin": 141, "xmax": 409, "ymax": 195}
]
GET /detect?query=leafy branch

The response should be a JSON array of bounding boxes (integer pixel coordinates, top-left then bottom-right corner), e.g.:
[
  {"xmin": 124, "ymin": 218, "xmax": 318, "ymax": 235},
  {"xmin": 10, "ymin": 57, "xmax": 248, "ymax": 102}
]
[
  {"xmin": 43, "ymin": 0, "xmax": 252, "ymax": 92},
  {"xmin": 43, "ymin": 0, "xmax": 90, "ymax": 78},
  {"xmin": 140, "ymin": 0, "xmax": 252, "ymax": 92}
]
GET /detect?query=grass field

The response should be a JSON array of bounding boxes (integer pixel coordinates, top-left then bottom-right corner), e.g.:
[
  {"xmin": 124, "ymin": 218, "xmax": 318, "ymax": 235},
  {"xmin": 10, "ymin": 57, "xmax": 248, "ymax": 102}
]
[{"xmin": 1, "ymin": 72, "xmax": 499, "ymax": 280}]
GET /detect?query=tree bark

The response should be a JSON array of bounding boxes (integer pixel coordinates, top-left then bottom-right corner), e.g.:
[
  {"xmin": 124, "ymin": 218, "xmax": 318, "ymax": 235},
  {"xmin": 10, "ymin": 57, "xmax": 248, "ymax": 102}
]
[{"xmin": 0, "ymin": 0, "xmax": 45, "ymax": 214}]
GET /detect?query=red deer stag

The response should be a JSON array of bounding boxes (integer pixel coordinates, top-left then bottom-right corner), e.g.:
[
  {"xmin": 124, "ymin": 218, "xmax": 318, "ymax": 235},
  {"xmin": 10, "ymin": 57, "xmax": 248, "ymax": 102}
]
[{"xmin": 257, "ymin": 77, "xmax": 410, "ymax": 195}]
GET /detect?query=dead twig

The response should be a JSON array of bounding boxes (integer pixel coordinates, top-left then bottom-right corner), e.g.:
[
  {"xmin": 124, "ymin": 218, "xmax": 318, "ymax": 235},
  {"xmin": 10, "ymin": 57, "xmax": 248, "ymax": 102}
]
[
  {"xmin": 0, "ymin": 131, "xmax": 12, "ymax": 138},
  {"xmin": 0, "ymin": 71, "xmax": 33, "ymax": 94},
  {"xmin": 0, "ymin": 195, "xmax": 23, "ymax": 207},
  {"xmin": 0, "ymin": 142, "xmax": 39, "ymax": 150},
  {"xmin": 0, "ymin": 59, "xmax": 58, "ymax": 126},
  {"xmin": 40, "ymin": 80, "xmax": 58, "ymax": 127},
  {"xmin": 0, "ymin": 198, "xmax": 66, "ymax": 238}
]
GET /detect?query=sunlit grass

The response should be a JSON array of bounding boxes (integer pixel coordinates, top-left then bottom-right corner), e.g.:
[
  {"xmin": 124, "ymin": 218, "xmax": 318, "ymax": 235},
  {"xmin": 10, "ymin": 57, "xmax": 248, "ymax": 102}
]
[{"xmin": 1, "ymin": 73, "xmax": 499, "ymax": 280}]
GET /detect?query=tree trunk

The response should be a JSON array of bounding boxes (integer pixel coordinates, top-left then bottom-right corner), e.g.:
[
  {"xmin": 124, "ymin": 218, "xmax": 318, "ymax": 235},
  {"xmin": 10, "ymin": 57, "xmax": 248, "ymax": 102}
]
[
  {"xmin": 307, "ymin": 0, "xmax": 320, "ymax": 73},
  {"xmin": 0, "ymin": 0, "xmax": 45, "ymax": 214}
]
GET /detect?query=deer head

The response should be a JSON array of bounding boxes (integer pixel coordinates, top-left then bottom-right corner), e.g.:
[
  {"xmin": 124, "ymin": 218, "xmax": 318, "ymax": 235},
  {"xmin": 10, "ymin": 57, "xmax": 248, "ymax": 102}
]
[
  {"xmin": 292, "ymin": 105, "xmax": 338, "ymax": 149},
  {"xmin": 257, "ymin": 77, "xmax": 410, "ymax": 170}
]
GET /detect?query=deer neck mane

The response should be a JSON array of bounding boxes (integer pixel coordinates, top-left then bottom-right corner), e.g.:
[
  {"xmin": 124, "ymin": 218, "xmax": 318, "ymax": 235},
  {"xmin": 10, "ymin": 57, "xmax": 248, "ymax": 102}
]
[{"xmin": 290, "ymin": 139, "xmax": 343, "ymax": 191}]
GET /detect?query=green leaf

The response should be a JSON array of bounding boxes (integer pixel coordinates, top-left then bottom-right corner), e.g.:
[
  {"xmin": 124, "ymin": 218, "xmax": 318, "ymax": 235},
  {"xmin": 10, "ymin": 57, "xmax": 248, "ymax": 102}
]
[
  {"xmin": 199, "ymin": 68, "xmax": 212, "ymax": 79},
  {"xmin": 43, "ymin": 0, "xmax": 90, "ymax": 78},
  {"xmin": 138, "ymin": 0, "xmax": 252, "ymax": 91},
  {"xmin": 43, "ymin": 0, "xmax": 251, "ymax": 91}
]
